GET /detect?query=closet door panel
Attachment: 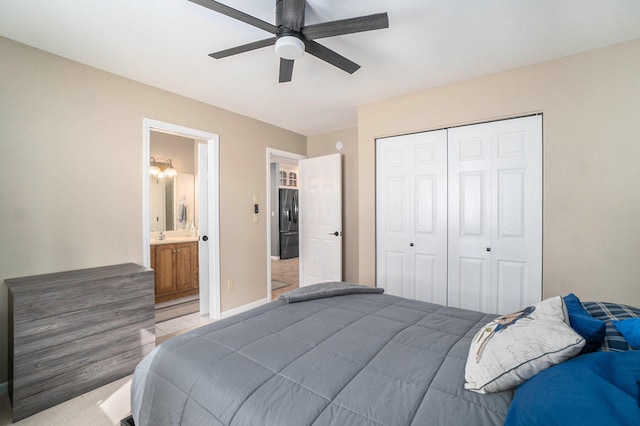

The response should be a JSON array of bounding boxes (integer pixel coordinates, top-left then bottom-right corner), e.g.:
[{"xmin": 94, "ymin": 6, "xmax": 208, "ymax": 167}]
[
  {"xmin": 377, "ymin": 138, "xmax": 411, "ymax": 298},
  {"xmin": 497, "ymin": 169, "xmax": 525, "ymax": 238},
  {"xmin": 457, "ymin": 256, "xmax": 487, "ymax": 312},
  {"xmin": 414, "ymin": 254, "xmax": 436, "ymax": 302},
  {"xmin": 490, "ymin": 116, "xmax": 542, "ymax": 313},
  {"xmin": 448, "ymin": 125, "xmax": 492, "ymax": 312},
  {"xmin": 377, "ymin": 130, "xmax": 447, "ymax": 304},
  {"xmin": 415, "ymin": 176, "xmax": 435, "ymax": 234},
  {"xmin": 496, "ymin": 260, "xmax": 526, "ymax": 314},
  {"xmin": 384, "ymin": 177, "xmax": 406, "ymax": 233},
  {"xmin": 460, "ymin": 172, "xmax": 487, "ymax": 236},
  {"xmin": 449, "ymin": 116, "xmax": 542, "ymax": 314}
]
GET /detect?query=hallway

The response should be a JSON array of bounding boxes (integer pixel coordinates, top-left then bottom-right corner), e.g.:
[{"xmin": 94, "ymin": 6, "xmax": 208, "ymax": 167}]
[{"xmin": 271, "ymin": 257, "xmax": 299, "ymax": 300}]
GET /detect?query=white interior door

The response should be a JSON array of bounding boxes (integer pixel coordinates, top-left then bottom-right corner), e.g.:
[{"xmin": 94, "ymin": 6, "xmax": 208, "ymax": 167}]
[
  {"xmin": 197, "ymin": 143, "xmax": 210, "ymax": 315},
  {"xmin": 448, "ymin": 115, "xmax": 542, "ymax": 314},
  {"xmin": 200, "ymin": 139, "xmax": 221, "ymax": 319},
  {"xmin": 299, "ymin": 154, "xmax": 342, "ymax": 286},
  {"xmin": 376, "ymin": 130, "xmax": 448, "ymax": 303}
]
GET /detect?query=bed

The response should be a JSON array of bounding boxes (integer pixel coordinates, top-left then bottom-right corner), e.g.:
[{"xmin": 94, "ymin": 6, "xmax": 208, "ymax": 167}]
[{"xmin": 129, "ymin": 283, "xmax": 640, "ymax": 425}]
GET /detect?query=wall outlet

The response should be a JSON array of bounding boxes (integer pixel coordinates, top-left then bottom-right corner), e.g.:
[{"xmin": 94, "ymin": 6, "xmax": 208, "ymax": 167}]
[{"xmin": 227, "ymin": 279, "xmax": 234, "ymax": 290}]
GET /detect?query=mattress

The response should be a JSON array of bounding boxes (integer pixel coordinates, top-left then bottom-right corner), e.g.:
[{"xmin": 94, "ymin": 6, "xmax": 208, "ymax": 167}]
[{"xmin": 131, "ymin": 288, "xmax": 513, "ymax": 425}]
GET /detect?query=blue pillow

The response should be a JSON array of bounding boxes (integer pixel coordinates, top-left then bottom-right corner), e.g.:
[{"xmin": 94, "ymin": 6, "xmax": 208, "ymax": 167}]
[
  {"xmin": 613, "ymin": 318, "xmax": 640, "ymax": 349},
  {"xmin": 563, "ymin": 293, "xmax": 606, "ymax": 353},
  {"xmin": 505, "ymin": 351, "xmax": 640, "ymax": 425}
]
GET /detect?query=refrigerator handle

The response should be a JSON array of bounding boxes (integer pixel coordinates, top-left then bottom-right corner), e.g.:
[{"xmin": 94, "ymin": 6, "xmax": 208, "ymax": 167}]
[{"xmin": 293, "ymin": 195, "xmax": 298, "ymax": 224}]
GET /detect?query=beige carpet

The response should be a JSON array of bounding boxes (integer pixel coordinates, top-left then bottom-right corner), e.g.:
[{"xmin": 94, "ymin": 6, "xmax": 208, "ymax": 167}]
[{"xmin": 0, "ymin": 376, "xmax": 132, "ymax": 426}]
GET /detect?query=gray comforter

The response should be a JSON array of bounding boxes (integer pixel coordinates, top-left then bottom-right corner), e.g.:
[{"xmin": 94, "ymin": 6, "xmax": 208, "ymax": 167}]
[{"xmin": 131, "ymin": 287, "xmax": 512, "ymax": 425}]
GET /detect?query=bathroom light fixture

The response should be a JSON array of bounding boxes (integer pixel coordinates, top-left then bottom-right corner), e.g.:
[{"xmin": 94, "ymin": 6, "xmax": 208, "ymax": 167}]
[{"xmin": 149, "ymin": 157, "xmax": 177, "ymax": 178}]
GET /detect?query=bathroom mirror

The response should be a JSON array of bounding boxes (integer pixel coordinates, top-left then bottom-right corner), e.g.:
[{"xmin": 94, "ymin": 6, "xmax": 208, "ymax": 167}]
[
  {"xmin": 150, "ymin": 176, "xmax": 175, "ymax": 232},
  {"xmin": 150, "ymin": 174, "xmax": 195, "ymax": 232}
]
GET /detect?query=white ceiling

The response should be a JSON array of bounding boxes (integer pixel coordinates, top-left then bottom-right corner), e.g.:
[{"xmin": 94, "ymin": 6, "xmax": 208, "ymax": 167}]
[{"xmin": 2, "ymin": 1, "xmax": 640, "ymax": 136}]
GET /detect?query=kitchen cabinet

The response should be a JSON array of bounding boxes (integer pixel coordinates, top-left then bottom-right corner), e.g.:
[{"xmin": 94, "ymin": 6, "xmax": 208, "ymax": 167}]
[{"xmin": 151, "ymin": 241, "xmax": 199, "ymax": 303}]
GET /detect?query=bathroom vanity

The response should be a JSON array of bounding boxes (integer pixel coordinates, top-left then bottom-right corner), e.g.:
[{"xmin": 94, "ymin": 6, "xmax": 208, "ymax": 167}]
[{"xmin": 150, "ymin": 237, "xmax": 199, "ymax": 303}]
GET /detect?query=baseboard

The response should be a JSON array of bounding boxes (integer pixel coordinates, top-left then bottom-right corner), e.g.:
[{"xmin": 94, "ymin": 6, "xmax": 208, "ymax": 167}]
[
  {"xmin": 0, "ymin": 381, "xmax": 7, "ymax": 395},
  {"xmin": 220, "ymin": 297, "xmax": 270, "ymax": 319}
]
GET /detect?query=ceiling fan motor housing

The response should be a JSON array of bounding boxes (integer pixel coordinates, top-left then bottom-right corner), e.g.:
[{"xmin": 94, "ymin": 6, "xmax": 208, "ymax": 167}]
[{"xmin": 275, "ymin": 30, "xmax": 305, "ymax": 60}]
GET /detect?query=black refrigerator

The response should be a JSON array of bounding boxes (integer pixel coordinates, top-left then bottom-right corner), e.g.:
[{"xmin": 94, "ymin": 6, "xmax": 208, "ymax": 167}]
[{"xmin": 279, "ymin": 188, "xmax": 299, "ymax": 259}]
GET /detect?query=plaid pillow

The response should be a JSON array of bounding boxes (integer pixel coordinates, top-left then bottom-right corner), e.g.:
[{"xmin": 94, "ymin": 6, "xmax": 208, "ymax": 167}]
[{"xmin": 582, "ymin": 301, "xmax": 640, "ymax": 352}]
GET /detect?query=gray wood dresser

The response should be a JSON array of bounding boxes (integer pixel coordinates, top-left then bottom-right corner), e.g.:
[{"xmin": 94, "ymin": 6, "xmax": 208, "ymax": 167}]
[{"xmin": 6, "ymin": 263, "xmax": 155, "ymax": 421}]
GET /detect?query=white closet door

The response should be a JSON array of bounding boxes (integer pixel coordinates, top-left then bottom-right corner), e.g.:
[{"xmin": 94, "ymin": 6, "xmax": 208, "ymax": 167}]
[
  {"xmin": 448, "ymin": 116, "xmax": 542, "ymax": 314},
  {"xmin": 376, "ymin": 130, "xmax": 448, "ymax": 304}
]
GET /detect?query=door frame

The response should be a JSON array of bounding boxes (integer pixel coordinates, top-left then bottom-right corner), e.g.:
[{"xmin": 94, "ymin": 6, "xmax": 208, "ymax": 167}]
[
  {"xmin": 266, "ymin": 148, "xmax": 306, "ymax": 299},
  {"xmin": 143, "ymin": 118, "xmax": 221, "ymax": 318}
]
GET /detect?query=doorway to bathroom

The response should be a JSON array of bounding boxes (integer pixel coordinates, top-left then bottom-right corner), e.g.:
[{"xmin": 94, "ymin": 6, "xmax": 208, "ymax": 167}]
[
  {"xmin": 150, "ymin": 130, "xmax": 200, "ymax": 324},
  {"xmin": 142, "ymin": 119, "xmax": 220, "ymax": 326}
]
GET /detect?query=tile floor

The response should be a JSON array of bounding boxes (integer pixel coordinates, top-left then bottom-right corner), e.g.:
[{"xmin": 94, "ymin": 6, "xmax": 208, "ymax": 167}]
[
  {"xmin": 271, "ymin": 257, "xmax": 299, "ymax": 300},
  {"xmin": 155, "ymin": 311, "xmax": 213, "ymax": 340}
]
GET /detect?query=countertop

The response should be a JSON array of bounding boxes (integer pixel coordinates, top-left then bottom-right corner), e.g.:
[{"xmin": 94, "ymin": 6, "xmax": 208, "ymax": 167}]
[{"xmin": 150, "ymin": 236, "xmax": 199, "ymax": 245}]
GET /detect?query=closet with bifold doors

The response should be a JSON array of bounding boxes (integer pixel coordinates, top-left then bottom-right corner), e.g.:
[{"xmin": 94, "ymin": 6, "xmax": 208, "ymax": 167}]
[{"xmin": 376, "ymin": 115, "xmax": 542, "ymax": 315}]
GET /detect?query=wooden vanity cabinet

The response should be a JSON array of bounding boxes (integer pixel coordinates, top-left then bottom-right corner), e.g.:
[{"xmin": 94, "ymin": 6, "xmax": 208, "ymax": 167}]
[{"xmin": 151, "ymin": 241, "xmax": 199, "ymax": 303}]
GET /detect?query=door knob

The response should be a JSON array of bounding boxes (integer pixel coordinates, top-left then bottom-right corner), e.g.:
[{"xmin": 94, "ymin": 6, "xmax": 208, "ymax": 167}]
[
  {"xmin": 202, "ymin": 235, "xmax": 209, "ymax": 242},
  {"xmin": 410, "ymin": 243, "xmax": 414, "ymax": 247},
  {"xmin": 329, "ymin": 231, "xmax": 340, "ymax": 236}
]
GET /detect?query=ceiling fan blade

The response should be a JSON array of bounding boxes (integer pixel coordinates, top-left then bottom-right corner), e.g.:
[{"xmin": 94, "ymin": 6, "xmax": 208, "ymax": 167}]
[
  {"xmin": 209, "ymin": 37, "xmax": 276, "ymax": 59},
  {"xmin": 302, "ymin": 13, "xmax": 389, "ymax": 40},
  {"xmin": 188, "ymin": 0, "xmax": 278, "ymax": 34},
  {"xmin": 282, "ymin": 0, "xmax": 305, "ymax": 31},
  {"xmin": 279, "ymin": 58, "xmax": 295, "ymax": 83},
  {"xmin": 304, "ymin": 40, "xmax": 360, "ymax": 74}
]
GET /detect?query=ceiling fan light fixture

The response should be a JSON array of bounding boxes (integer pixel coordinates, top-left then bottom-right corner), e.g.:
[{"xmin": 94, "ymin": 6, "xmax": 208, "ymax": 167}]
[{"xmin": 275, "ymin": 35, "xmax": 305, "ymax": 60}]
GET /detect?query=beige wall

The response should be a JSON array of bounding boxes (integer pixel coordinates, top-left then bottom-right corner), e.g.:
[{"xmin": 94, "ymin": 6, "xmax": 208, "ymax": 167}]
[
  {"xmin": 0, "ymin": 37, "xmax": 306, "ymax": 384},
  {"xmin": 306, "ymin": 128, "xmax": 359, "ymax": 282},
  {"xmin": 358, "ymin": 40, "xmax": 640, "ymax": 307},
  {"xmin": 151, "ymin": 132, "xmax": 196, "ymax": 175}
]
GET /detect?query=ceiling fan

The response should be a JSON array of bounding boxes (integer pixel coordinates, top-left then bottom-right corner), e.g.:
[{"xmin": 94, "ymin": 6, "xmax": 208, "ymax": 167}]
[{"xmin": 188, "ymin": 0, "xmax": 389, "ymax": 83}]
